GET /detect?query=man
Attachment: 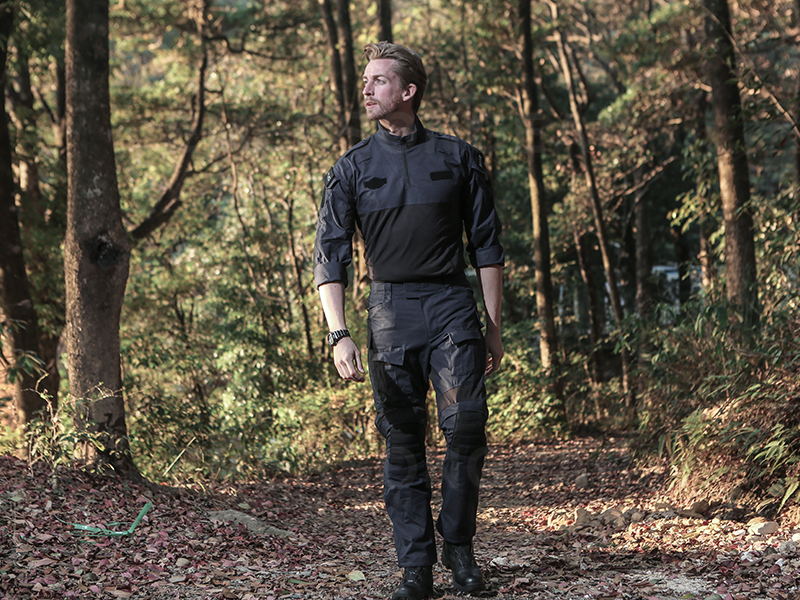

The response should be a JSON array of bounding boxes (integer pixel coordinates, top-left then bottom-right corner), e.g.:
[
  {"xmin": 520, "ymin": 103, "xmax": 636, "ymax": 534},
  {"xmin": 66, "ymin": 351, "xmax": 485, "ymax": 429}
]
[{"xmin": 313, "ymin": 41, "xmax": 503, "ymax": 600}]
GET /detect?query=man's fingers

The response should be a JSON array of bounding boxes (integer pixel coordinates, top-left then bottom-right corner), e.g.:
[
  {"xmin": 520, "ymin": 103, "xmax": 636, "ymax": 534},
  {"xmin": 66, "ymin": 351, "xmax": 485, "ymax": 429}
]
[
  {"xmin": 334, "ymin": 340, "xmax": 365, "ymax": 382},
  {"xmin": 485, "ymin": 351, "xmax": 503, "ymax": 377}
]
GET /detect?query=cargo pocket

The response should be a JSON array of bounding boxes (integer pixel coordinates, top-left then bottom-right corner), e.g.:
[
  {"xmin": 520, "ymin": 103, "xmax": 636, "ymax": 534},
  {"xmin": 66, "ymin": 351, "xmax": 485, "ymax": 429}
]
[
  {"xmin": 369, "ymin": 347, "xmax": 411, "ymax": 412},
  {"xmin": 446, "ymin": 329, "xmax": 485, "ymax": 377}
]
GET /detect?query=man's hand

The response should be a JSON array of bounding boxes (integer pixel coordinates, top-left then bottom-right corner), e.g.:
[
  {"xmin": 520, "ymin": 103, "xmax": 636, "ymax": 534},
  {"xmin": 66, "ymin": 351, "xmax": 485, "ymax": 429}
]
[
  {"xmin": 318, "ymin": 282, "xmax": 365, "ymax": 382},
  {"xmin": 484, "ymin": 327, "xmax": 503, "ymax": 377},
  {"xmin": 333, "ymin": 337, "xmax": 366, "ymax": 382}
]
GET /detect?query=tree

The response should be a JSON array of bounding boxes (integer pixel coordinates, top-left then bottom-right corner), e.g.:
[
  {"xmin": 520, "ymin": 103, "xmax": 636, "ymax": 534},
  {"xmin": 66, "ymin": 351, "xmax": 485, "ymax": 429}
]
[
  {"xmin": 517, "ymin": 0, "xmax": 562, "ymax": 405},
  {"xmin": 129, "ymin": 45, "xmax": 208, "ymax": 241},
  {"xmin": 795, "ymin": 0, "xmax": 800, "ymax": 184},
  {"xmin": 547, "ymin": 0, "xmax": 632, "ymax": 403},
  {"xmin": 0, "ymin": 4, "xmax": 50, "ymax": 433},
  {"xmin": 319, "ymin": 0, "xmax": 367, "ymax": 303},
  {"xmin": 633, "ymin": 168, "xmax": 654, "ymax": 322},
  {"xmin": 704, "ymin": 0, "xmax": 758, "ymax": 331},
  {"xmin": 5, "ymin": 1, "xmax": 68, "ymax": 417},
  {"xmin": 64, "ymin": 0, "xmax": 136, "ymax": 476},
  {"xmin": 378, "ymin": 0, "xmax": 392, "ymax": 43}
]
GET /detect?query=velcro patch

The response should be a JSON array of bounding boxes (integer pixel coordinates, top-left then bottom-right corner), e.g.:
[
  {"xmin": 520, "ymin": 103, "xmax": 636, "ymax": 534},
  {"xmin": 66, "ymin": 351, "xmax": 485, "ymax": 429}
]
[
  {"xmin": 323, "ymin": 167, "xmax": 337, "ymax": 189},
  {"xmin": 474, "ymin": 152, "xmax": 486, "ymax": 175},
  {"xmin": 365, "ymin": 177, "xmax": 387, "ymax": 190},
  {"xmin": 430, "ymin": 170, "xmax": 454, "ymax": 181}
]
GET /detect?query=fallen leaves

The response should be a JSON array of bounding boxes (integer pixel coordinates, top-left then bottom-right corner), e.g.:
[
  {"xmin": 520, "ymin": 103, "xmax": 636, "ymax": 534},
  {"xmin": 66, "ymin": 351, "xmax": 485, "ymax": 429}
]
[{"xmin": 1, "ymin": 441, "xmax": 799, "ymax": 599}]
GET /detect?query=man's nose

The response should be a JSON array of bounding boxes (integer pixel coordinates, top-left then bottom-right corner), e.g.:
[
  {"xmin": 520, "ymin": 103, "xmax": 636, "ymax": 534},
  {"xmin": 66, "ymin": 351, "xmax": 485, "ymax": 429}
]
[{"xmin": 363, "ymin": 82, "xmax": 373, "ymax": 96}]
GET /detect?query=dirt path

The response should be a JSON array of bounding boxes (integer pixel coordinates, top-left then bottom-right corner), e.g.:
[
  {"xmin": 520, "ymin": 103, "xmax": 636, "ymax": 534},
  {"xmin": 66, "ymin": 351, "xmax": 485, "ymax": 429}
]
[{"xmin": 1, "ymin": 438, "xmax": 799, "ymax": 599}]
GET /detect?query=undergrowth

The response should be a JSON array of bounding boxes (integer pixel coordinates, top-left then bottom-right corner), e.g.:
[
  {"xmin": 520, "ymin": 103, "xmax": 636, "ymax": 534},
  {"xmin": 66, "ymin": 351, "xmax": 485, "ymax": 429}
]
[{"xmin": 635, "ymin": 298, "xmax": 800, "ymax": 515}]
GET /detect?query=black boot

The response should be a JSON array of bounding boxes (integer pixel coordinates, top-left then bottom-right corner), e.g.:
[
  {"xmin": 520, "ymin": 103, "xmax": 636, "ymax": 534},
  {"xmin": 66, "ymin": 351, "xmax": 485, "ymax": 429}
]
[
  {"xmin": 391, "ymin": 566, "xmax": 434, "ymax": 600},
  {"xmin": 441, "ymin": 540, "xmax": 484, "ymax": 593}
]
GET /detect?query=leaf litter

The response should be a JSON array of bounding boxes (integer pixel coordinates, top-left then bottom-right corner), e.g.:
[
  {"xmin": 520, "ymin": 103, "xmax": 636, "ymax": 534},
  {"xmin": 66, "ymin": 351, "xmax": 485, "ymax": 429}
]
[{"xmin": 1, "ymin": 438, "xmax": 799, "ymax": 599}]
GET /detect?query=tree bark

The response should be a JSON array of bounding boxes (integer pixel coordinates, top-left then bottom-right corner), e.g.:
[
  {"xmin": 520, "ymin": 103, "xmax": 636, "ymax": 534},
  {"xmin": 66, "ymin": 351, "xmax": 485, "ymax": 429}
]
[
  {"xmin": 64, "ymin": 0, "xmax": 137, "ymax": 476},
  {"xmin": 549, "ymin": 2, "xmax": 632, "ymax": 403},
  {"xmin": 0, "ymin": 5, "xmax": 50, "ymax": 429},
  {"xmin": 378, "ymin": 0, "xmax": 392, "ymax": 43},
  {"xmin": 704, "ymin": 0, "xmax": 758, "ymax": 332}
]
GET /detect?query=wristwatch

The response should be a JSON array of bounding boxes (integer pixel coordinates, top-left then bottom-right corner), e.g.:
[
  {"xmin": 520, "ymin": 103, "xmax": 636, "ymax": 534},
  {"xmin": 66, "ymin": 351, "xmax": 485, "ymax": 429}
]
[{"xmin": 326, "ymin": 329, "xmax": 351, "ymax": 347}]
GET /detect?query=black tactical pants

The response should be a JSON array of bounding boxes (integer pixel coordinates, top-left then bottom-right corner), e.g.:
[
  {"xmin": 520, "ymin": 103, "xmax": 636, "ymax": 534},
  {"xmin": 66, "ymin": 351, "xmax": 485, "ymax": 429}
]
[{"xmin": 367, "ymin": 273, "xmax": 489, "ymax": 567}]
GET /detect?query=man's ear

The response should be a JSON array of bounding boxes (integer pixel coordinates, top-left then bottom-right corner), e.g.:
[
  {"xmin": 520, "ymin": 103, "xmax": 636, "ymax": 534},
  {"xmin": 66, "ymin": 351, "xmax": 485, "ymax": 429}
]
[{"xmin": 402, "ymin": 83, "xmax": 417, "ymax": 103}]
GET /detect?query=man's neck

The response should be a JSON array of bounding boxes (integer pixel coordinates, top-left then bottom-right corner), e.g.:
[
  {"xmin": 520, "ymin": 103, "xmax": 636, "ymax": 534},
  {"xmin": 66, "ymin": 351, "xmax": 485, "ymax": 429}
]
[{"xmin": 379, "ymin": 112, "xmax": 416, "ymax": 138}]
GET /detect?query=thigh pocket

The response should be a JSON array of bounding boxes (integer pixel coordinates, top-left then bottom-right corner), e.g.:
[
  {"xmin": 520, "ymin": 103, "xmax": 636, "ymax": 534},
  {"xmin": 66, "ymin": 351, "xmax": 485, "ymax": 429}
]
[
  {"xmin": 369, "ymin": 347, "xmax": 409, "ymax": 407},
  {"xmin": 444, "ymin": 329, "xmax": 486, "ymax": 377}
]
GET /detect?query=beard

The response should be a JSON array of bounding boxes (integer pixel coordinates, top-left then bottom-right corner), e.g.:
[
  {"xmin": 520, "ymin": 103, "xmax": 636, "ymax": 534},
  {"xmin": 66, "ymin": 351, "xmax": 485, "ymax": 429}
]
[{"xmin": 365, "ymin": 96, "xmax": 401, "ymax": 121}]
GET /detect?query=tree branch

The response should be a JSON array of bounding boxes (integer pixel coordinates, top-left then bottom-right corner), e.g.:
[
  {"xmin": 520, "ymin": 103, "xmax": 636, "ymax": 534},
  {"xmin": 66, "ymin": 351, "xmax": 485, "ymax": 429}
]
[{"xmin": 130, "ymin": 45, "xmax": 208, "ymax": 241}]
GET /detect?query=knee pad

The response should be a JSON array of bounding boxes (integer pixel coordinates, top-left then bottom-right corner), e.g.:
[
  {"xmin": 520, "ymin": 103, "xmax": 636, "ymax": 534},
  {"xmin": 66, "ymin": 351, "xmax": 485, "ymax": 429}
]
[
  {"xmin": 449, "ymin": 411, "xmax": 487, "ymax": 458},
  {"xmin": 388, "ymin": 422, "xmax": 426, "ymax": 467}
]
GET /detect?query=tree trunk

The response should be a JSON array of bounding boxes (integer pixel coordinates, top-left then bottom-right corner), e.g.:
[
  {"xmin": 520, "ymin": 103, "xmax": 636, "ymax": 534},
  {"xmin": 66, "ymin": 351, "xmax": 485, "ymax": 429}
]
[
  {"xmin": 671, "ymin": 224, "xmax": 692, "ymax": 308},
  {"xmin": 692, "ymin": 93, "xmax": 718, "ymax": 294},
  {"xmin": 519, "ymin": 0, "xmax": 560, "ymax": 375},
  {"xmin": 0, "ymin": 5, "xmax": 50, "ymax": 430},
  {"xmin": 549, "ymin": 2, "xmax": 632, "ymax": 403},
  {"xmin": 64, "ymin": 0, "xmax": 137, "ymax": 476},
  {"xmin": 704, "ymin": 0, "xmax": 758, "ymax": 332},
  {"xmin": 794, "ymin": 0, "xmax": 800, "ymax": 187},
  {"xmin": 337, "ymin": 0, "xmax": 361, "ymax": 149},
  {"xmin": 287, "ymin": 194, "xmax": 315, "ymax": 359},
  {"xmin": 7, "ymin": 41, "xmax": 66, "ymax": 417},
  {"xmin": 378, "ymin": 0, "xmax": 393, "ymax": 43},
  {"xmin": 320, "ymin": 0, "xmax": 368, "ymax": 304},
  {"xmin": 574, "ymin": 228, "xmax": 604, "ymax": 384},
  {"xmin": 319, "ymin": 0, "xmax": 347, "ymax": 153},
  {"xmin": 634, "ymin": 168, "xmax": 653, "ymax": 321}
]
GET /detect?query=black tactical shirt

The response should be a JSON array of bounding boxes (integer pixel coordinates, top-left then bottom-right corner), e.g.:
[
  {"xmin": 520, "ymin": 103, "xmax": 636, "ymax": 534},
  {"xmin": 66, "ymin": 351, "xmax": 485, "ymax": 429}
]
[{"xmin": 313, "ymin": 116, "xmax": 503, "ymax": 287}]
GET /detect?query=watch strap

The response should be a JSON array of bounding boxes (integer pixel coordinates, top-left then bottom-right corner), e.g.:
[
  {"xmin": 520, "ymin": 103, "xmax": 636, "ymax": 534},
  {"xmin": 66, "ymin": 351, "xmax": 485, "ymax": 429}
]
[{"xmin": 326, "ymin": 328, "xmax": 351, "ymax": 347}]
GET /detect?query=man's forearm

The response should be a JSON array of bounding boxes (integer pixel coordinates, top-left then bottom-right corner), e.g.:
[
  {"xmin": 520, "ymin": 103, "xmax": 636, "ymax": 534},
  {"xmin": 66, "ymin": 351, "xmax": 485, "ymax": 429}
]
[
  {"xmin": 477, "ymin": 265, "xmax": 502, "ymax": 333},
  {"xmin": 318, "ymin": 282, "xmax": 348, "ymax": 331}
]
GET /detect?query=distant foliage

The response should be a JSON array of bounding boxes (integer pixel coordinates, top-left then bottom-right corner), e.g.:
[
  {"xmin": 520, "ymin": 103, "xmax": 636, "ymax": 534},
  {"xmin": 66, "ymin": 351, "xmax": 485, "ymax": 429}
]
[{"xmin": 3, "ymin": 0, "xmax": 800, "ymax": 506}]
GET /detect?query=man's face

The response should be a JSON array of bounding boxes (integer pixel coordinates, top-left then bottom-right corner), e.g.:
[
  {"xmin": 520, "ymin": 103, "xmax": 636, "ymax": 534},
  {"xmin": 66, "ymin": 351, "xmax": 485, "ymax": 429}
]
[{"xmin": 362, "ymin": 58, "xmax": 410, "ymax": 121}]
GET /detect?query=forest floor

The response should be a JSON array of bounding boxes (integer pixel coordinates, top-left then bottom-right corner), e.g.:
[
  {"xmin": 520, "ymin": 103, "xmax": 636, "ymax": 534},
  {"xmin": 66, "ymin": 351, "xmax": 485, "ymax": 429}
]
[{"xmin": 1, "ymin": 438, "xmax": 799, "ymax": 600}]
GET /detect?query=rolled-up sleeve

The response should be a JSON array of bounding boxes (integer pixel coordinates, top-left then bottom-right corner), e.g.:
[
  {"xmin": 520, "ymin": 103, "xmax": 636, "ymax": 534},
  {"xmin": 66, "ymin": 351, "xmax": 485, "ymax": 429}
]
[
  {"xmin": 313, "ymin": 163, "xmax": 357, "ymax": 288},
  {"xmin": 462, "ymin": 146, "xmax": 504, "ymax": 269}
]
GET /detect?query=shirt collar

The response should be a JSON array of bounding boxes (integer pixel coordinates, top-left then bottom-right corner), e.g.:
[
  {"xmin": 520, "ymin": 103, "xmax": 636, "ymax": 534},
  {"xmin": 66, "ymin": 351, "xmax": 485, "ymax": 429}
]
[{"xmin": 375, "ymin": 115, "xmax": 426, "ymax": 148}]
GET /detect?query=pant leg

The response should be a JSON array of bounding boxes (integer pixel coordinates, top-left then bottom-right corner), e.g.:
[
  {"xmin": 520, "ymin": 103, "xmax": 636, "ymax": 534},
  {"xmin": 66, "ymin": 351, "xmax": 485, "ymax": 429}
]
[
  {"xmin": 368, "ymin": 282, "xmax": 437, "ymax": 567},
  {"xmin": 425, "ymin": 286, "xmax": 489, "ymax": 544}
]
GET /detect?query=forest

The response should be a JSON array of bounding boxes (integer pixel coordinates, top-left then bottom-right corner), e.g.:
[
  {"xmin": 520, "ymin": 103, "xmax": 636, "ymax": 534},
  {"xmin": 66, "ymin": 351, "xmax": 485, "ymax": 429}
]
[{"xmin": 1, "ymin": 0, "xmax": 799, "ymax": 514}]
